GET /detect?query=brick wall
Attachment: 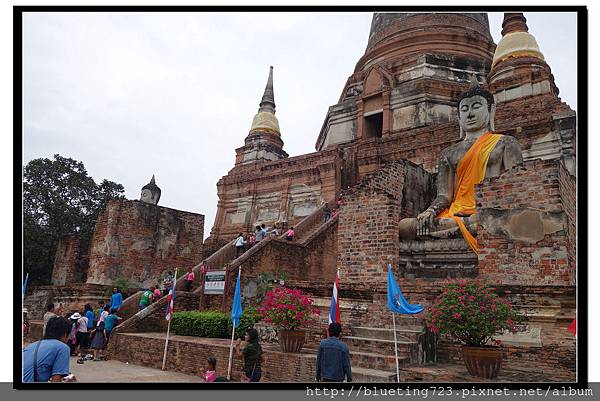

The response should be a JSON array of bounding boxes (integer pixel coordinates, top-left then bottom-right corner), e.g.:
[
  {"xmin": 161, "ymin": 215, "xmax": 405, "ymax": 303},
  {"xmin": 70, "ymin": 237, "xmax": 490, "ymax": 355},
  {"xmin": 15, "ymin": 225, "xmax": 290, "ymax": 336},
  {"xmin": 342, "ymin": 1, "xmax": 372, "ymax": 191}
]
[
  {"xmin": 51, "ymin": 234, "xmax": 81, "ymax": 285},
  {"xmin": 558, "ymin": 162, "xmax": 577, "ymax": 268},
  {"xmin": 86, "ymin": 199, "xmax": 204, "ymax": 287},
  {"xmin": 23, "ymin": 284, "xmax": 109, "ymax": 320},
  {"xmin": 477, "ymin": 159, "xmax": 575, "ymax": 286},
  {"xmin": 108, "ymin": 333, "xmax": 317, "ymax": 382},
  {"xmin": 336, "ymin": 161, "xmax": 432, "ymax": 287},
  {"xmin": 438, "ymin": 340, "xmax": 575, "ymax": 380}
]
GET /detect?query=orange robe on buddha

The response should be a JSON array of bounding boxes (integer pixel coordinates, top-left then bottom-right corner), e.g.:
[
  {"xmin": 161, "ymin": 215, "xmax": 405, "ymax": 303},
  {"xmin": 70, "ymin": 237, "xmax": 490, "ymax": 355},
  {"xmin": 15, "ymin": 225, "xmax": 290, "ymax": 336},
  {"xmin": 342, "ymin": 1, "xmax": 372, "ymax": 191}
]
[{"xmin": 437, "ymin": 131, "xmax": 502, "ymax": 253}]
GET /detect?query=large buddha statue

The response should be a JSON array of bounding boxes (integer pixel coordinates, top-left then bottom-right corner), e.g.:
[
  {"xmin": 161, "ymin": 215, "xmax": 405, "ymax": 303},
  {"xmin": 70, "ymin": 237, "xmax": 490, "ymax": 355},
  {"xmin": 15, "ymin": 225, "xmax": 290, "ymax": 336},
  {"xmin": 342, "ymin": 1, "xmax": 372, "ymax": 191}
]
[
  {"xmin": 140, "ymin": 175, "xmax": 161, "ymax": 205},
  {"xmin": 398, "ymin": 86, "xmax": 523, "ymax": 253}
]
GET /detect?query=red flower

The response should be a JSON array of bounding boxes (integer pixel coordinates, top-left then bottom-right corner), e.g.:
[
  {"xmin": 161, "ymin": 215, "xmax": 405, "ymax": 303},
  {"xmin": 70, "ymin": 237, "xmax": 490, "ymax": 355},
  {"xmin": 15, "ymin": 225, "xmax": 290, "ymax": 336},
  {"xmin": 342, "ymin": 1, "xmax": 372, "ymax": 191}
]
[{"xmin": 452, "ymin": 313, "xmax": 461, "ymax": 319}]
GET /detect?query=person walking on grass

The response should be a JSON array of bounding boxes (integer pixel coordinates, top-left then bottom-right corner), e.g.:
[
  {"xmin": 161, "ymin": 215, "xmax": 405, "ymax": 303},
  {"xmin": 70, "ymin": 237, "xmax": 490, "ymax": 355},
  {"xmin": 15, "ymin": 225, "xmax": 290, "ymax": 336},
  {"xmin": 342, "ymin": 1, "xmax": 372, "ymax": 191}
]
[
  {"xmin": 23, "ymin": 316, "xmax": 76, "ymax": 382},
  {"xmin": 316, "ymin": 322, "xmax": 352, "ymax": 382}
]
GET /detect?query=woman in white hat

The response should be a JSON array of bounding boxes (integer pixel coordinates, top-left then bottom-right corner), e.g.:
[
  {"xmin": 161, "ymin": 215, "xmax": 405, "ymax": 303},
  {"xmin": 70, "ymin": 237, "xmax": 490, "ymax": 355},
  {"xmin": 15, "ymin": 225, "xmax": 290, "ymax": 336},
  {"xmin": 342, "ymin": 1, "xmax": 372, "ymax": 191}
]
[{"xmin": 68, "ymin": 313, "xmax": 81, "ymax": 356}]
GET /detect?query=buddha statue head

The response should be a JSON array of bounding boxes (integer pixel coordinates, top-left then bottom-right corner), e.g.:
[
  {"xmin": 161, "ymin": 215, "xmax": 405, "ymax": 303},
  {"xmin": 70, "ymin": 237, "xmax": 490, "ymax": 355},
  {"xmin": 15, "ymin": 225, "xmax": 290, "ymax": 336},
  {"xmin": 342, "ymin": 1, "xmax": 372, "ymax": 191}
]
[
  {"xmin": 457, "ymin": 85, "xmax": 496, "ymax": 137},
  {"xmin": 140, "ymin": 175, "xmax": 161, "ymax": 205}
]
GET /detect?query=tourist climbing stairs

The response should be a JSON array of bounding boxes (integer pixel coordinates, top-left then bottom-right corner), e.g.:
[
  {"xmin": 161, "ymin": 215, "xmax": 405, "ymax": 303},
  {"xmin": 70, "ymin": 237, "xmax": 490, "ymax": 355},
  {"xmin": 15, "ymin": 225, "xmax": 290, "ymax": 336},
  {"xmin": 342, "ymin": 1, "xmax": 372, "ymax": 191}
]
[
  {"xmin": 307, "ymin": 295, "xmax": 427, "ymax": 382},
  {"xmin": 116, "ymin": 199, "xmax": 337, "ymax": 323}
]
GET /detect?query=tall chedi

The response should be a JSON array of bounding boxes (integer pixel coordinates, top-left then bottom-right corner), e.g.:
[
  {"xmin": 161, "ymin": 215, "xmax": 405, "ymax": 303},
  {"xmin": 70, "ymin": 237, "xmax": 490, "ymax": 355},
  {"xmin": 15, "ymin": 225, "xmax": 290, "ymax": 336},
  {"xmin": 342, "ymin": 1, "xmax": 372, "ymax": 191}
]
[
  {"xmin": 235, "ymin": 66, "xmax": 288, "ymax": 165},
  {"xmin": 316, "ymin": 13, "xmax": 497, "ymax": 152}
]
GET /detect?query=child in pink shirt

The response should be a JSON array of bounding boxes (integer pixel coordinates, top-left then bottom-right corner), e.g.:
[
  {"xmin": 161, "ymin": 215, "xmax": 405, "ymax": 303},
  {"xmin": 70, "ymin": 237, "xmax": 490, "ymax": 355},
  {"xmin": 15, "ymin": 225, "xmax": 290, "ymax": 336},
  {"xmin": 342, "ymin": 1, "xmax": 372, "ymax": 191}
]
[{"xmin": 203, "ymin": 357, "xmax": 217, "ymax": 382}]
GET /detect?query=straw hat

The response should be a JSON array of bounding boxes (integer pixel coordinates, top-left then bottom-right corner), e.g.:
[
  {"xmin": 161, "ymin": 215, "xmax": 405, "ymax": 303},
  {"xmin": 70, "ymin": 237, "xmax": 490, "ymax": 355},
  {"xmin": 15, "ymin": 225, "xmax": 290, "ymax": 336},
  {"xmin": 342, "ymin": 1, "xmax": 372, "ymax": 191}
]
[{"xmin": 70, "ymin": 312, "xmax": 82, "ymax": 319}]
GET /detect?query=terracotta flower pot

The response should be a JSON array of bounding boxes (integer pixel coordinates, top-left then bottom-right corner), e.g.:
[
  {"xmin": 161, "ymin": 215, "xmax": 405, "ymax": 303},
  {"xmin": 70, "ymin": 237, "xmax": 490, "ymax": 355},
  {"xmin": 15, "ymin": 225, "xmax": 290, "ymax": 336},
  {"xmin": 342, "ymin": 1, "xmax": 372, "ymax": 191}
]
[
  {"xmin": 278, "ymin": 330, "xmax": 306, "ymax": 353},
  {"xmin": 461, "ymin": 346, "xmax": 503, "ymax": 379}
]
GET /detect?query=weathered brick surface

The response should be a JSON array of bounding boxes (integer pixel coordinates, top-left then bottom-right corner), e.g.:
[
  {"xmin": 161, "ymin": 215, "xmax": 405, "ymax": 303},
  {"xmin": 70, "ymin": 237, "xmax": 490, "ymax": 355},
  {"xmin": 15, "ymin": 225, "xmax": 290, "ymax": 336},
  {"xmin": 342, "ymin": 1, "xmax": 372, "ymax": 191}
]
[
  {"xmin": 23, "ymin": 284, "xmax": 109, "ymax": 320},
  {"xmin": 86, "ymin": 199, "xmax": 204, "ymax": 287},
  {"xmin": 437, "ymin": 340, "xmax": 576, "ymax": 380},
  {"xmin": 51, "ymin": 234, "xmax": 81, "ymax": 285},
  {"xmin": 336, "ymin": 161, "xmax": 432, "ymax": 286},
  {"xmin": 558, "ymin": 162, "xmax": 577, "ymax": 268},
  {"xmin": 477, "ymin": 159, "xmax": 575, "ymax": 286},
  {"xmin": 109, "ymin": 333, "xmax": 317, "ymax": 382}
]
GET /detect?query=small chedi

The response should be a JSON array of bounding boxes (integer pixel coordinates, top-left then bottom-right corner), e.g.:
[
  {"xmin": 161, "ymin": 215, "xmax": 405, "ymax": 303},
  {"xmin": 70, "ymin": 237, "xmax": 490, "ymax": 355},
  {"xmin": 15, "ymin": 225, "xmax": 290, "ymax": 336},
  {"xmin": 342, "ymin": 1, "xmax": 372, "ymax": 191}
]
[{"xmin": 27, "ymin": 12, "xmax": 576, "ymax": 383}]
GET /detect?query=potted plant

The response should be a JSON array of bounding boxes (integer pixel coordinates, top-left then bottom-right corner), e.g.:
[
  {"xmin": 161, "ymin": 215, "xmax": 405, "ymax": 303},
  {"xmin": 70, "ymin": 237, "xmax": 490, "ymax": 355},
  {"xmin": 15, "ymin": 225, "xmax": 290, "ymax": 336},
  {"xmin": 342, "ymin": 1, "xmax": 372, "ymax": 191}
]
[
  {"xmin": 258, "ymin": 286, "xmax": 320, "ymax": 353},
  {"xmin": 425, "ymin": 280, "xmax": 521, "ymax": 379}
]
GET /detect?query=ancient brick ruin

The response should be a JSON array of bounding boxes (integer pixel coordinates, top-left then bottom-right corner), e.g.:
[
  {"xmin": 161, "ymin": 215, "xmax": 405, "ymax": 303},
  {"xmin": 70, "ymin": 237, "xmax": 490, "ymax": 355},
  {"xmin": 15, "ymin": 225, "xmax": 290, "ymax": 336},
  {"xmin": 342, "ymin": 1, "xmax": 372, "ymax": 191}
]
[
  {"xmin": 25, "ymin": 178, "xmax": 205, "ymax": 316},
  {"xmin": 26, "ymin": 12, "xmax": 578, "ymax": 383}
]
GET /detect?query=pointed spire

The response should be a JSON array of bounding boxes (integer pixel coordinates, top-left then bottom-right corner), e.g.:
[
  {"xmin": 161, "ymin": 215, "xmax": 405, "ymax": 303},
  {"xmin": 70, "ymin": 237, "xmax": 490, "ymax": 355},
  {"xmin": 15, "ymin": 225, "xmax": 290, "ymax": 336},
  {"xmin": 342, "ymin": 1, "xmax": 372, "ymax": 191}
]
[
  {"xmin": 258, "ymin": 66, "xmax": 276, "ymax": 114},
  {"xmin": 492, "ymin": 12, "xmax": 544, "ymax": 68},
  {"xmin": 501, "ymin": 13, "xmax": 528, "ymax": 36},
  {"xmin": 150, "ymin": 174, "xmax": 156, "ymax": 184}
]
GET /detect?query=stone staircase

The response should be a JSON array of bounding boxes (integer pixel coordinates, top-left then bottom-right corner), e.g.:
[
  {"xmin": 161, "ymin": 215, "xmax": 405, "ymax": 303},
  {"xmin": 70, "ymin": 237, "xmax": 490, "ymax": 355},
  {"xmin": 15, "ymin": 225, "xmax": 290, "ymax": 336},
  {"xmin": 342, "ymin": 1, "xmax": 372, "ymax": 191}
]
[
  {"xmin": 306, "ymin": 295, "xmax": 427, "ymax": 382},
  {"xmin": 116, "ymin": 200, "xmax": 337, "ymax": 324}
]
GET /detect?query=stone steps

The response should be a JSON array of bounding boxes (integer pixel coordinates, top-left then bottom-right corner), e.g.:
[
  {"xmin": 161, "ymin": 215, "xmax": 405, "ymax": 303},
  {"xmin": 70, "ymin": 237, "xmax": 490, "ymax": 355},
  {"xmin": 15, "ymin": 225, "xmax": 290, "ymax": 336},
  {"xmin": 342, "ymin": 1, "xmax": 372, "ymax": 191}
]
[
  {"xmin": 350, "ymin": 350, "xmax": 410, "ymax": 371},
  {"xmin": 351, "ymin": 326, "xmax": 422, "ymax": 342},
  {"xmin": 352, "ymin": 366, "xmax": 398, "ymax": 382},
  {"xmin": 346, "ymin": 335, "xmax": 416, "ymax": 356}
]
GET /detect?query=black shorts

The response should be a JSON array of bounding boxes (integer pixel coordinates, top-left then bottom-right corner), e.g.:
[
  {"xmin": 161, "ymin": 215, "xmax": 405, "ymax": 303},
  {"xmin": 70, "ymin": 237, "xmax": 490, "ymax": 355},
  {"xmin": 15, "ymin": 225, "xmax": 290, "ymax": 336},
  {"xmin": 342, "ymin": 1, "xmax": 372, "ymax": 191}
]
[{"xmin": 76, "ymin": 331, "xmax": 87, "ymax": 346}]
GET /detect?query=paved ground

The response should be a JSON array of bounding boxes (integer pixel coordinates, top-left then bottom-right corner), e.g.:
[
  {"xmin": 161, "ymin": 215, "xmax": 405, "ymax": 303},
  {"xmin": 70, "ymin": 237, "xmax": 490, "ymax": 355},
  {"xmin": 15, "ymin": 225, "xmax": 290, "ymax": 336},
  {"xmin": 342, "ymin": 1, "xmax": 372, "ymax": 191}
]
[{"xmin": 69, "ymin": 356, "xmax": 204, "ymax": 383}]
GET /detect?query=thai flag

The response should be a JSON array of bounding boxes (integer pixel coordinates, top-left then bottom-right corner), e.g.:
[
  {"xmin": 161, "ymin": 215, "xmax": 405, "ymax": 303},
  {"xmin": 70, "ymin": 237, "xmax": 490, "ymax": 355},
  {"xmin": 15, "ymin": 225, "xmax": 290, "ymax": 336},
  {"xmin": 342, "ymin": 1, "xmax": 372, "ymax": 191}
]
[
  {"xmin": 165, "ymin": 277, "xmax": 176, "ymax": 321},
  {"xmin": 328, "ymin": 270, "xmax": 341, "ymax": 324}
]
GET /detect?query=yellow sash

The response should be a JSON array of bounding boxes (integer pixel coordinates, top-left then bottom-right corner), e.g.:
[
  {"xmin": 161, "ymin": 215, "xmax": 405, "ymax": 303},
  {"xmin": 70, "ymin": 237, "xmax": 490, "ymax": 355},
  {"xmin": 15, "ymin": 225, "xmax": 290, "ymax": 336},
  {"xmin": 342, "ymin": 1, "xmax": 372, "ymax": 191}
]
[{"xmin": 438, "ymin": 132, "xmax": 502, "ymax": 253}]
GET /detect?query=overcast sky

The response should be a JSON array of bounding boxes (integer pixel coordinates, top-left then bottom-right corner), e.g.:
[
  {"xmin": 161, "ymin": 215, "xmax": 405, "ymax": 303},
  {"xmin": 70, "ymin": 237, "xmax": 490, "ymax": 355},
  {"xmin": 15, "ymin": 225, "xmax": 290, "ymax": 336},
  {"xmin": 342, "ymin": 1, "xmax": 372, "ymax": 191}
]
[{"xmin": 23, "ymin": 11, "xmax": 577, "ymax": 239}]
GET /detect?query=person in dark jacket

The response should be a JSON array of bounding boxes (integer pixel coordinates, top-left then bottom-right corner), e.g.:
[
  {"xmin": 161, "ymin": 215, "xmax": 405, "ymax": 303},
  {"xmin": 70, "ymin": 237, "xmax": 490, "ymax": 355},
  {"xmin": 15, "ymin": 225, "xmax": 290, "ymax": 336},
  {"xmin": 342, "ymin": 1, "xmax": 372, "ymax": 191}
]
[{"xmin": 316, "ymin": 322, "xmax": 352, "ymax": 382}]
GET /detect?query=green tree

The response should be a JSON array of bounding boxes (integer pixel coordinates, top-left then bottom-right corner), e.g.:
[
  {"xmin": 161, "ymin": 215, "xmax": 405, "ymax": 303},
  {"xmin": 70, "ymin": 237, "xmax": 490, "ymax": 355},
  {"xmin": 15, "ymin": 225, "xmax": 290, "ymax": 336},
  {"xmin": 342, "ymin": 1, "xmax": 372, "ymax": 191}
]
[{"xmin": 23, "ymin": 154, "xmax": 125, "ymax": 286}]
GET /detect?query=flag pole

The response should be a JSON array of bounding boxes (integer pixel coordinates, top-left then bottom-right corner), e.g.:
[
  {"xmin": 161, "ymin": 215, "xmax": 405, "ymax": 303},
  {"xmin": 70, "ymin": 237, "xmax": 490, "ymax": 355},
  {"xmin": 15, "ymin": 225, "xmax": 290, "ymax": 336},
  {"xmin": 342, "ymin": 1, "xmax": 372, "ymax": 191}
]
[
  {"xmin": 392, "ymin": 312, "xmax": 400, "ymax": 382},
  {"xmin": 226, "ymin": 319, "xmax": 236, "ymax": 380},
  {"xmin": 162, "ymin": 268, "xmax": 177, "ymax": 371},
  {"xmin": 227, "ymin": 266, "xmax": 242, "ymax": 380}
]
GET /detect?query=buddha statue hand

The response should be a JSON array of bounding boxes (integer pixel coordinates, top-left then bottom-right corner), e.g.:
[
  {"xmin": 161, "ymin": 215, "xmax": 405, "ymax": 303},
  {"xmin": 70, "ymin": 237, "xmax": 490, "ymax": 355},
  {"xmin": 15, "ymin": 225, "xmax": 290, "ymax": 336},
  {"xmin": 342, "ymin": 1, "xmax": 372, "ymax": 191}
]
[{"xmin": 416, "ymin": 208, "xmax": 436, "ymax": 236}]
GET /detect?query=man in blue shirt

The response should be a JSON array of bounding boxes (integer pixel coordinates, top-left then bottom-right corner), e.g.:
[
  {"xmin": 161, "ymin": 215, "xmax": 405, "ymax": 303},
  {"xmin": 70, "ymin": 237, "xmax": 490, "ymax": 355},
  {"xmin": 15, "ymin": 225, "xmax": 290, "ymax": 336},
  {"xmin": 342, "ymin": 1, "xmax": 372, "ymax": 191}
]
[
  {"xmin": 84, "ymin": 304, "xmax": 95, "ymax": 349},
  {"xmin": 316, "ymin": 322, "xmax": 352, "ymax": 382},
  {"xmin": 110, "ymin": 287, "xmax": 123, "ymax": 311},
  {"xmin": 23, "ymin": 316, "xmax": 75, "ymax": 382}
]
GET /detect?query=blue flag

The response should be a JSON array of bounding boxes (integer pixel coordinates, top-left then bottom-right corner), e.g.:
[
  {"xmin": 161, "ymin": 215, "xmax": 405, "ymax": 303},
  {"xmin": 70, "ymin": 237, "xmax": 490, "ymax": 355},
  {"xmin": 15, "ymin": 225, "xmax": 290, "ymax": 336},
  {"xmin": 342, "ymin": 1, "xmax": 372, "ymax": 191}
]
[
  {"xmin": 231, "ymin": 270, "xmax": 243, "ymax": 328},
  {"xmin": 387, "ymin": 265, "xmax": 424, "ymax": 314},
  {"xmin": 22, "ymin": 273, "xmax": 29, "ymax": 296}
]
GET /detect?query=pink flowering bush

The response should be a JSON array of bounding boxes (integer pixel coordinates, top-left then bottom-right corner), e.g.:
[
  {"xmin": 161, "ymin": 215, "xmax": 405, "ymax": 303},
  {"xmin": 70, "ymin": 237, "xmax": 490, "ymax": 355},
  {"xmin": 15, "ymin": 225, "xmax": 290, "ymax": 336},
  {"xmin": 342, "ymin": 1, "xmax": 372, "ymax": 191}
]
[
  {"xmin": 258, "ymin": 286, "xmax": 320, "ymax": 331},
  {"xmin": 425, "ymin": 280, "xmax": 521, "ymax": 347}
]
